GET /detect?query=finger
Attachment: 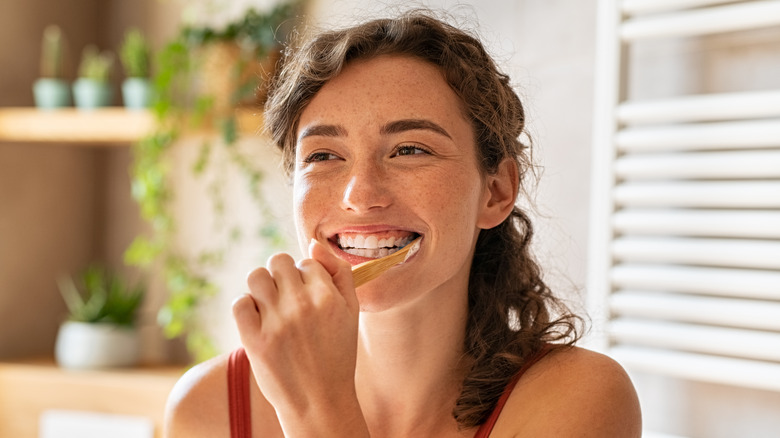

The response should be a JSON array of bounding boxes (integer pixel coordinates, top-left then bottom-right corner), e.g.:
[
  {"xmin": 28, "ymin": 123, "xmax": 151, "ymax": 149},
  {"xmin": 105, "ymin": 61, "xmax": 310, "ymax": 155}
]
[
  {"xmin": 246, "ymin": 267, "xmax": 278, "ymax": 306},
  {"xmin": 296, "ymin": 258, "xmax": 330, "ymax": 286},
  {"xmin": 232, "ymin": 293, "xmax": 262, "ymax": 346},
  {"xmin": 309, "ymin": 239, "xmax": 358, "ymax": 311},
  {"xmin": 266, "ymin": 252, "xmax": 304, "ymax": 293}
]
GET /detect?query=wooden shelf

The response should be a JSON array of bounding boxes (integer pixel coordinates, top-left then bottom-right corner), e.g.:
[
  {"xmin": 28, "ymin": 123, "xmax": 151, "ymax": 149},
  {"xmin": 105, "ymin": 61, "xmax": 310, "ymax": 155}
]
[
  {"xmin": 0, "ymin": 107, "xmax": 265, "ymax": 145},
  {"xmin": 0, "ymin": 107, "xmax": 155, "ymax": 144},
  {"xmin": 0, "ymin": 358, "xmax": 185, "ymax": 438}
]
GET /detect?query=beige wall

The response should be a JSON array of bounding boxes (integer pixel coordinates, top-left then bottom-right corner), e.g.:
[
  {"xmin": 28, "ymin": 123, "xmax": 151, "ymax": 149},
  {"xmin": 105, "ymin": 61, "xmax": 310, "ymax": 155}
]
[
  {"xmin": 0, "ymin": 0, "xmax": 101, "ymax": 358},
  {"xmin": 0, "ymin": 0, "xmax": 180, "ymax": 361}
]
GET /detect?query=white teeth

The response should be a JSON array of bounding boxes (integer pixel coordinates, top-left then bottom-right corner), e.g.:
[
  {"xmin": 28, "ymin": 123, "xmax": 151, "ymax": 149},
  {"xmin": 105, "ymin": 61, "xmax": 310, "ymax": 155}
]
[{"xmin": 337, "ymin": 233, "xmax": 417, "ymax": 259}]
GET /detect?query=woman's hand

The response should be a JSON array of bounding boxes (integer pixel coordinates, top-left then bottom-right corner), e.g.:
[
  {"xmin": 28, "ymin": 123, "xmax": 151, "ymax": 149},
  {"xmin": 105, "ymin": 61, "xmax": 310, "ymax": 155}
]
[{"xmin": 232, "ymin": 239, "xmax": 369, "ymax": 436}]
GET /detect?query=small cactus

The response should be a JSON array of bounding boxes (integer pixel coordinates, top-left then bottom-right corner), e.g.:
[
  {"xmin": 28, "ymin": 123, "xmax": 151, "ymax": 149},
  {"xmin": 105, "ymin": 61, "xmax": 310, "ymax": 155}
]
[
  {"xmin": 40, "ymin": 25, "xmax": 65, "ymax": 78},
  {"xmin": 78, "ymin": 45, "xmax": 114, "ymax": 82},
  {"xmin": 120, "ymin": 29, "xmax": 151, "ymax": 78}
]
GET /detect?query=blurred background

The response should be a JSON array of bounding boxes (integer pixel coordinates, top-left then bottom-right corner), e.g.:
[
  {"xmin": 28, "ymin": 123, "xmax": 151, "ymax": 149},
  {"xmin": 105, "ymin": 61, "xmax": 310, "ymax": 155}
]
[{"xmin": 1, "ymin": 0, "xmax": 779, "ymax": 437}]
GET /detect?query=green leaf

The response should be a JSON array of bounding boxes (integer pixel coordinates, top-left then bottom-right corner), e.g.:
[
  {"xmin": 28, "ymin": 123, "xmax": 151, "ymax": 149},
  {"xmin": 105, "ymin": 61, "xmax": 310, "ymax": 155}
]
[
  {"xmin": 124, "ymin": 236, "xmax": 163, "ymax": 266},
  {"xmin": 220, "ymin": 116, "xmax": 238, "ymax": 145},
  {"xmin": 57, "ymin": 265, "xmax": 145, "ymax": 327}
]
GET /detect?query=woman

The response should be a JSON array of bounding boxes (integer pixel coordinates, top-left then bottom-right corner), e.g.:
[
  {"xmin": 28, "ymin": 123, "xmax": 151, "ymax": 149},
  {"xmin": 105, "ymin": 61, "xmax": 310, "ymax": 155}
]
[{"xmin": 165, "ymin": 11, "xmax": 642, "ymax": 438}]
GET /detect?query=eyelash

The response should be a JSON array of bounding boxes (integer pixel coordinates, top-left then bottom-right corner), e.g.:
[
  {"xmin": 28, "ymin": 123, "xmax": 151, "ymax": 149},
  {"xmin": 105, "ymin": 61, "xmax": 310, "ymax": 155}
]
[
  {"xmin": 302, "ymin": 151, "xmax": 340, "ymax": 163},
  {"xmin": 392, "ymin": 144, "xmax": 431, "ymax": 157},
  {"xmin": 301, "ymin": 144, "xmax": 432, "ymax": 164}
]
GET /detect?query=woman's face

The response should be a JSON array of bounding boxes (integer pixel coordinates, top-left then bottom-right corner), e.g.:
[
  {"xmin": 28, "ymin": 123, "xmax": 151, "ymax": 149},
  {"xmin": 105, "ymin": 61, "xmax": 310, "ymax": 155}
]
[{"xmin": 293, "ymin": 55, "xmax": 496, "ymax": 311}]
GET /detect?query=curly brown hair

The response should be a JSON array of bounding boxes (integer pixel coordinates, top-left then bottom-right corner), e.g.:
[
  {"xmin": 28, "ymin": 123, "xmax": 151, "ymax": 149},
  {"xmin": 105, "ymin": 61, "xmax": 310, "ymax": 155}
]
[{"xmin": 263, "ymin": 10, "xmax": 582, "ymax": 429}]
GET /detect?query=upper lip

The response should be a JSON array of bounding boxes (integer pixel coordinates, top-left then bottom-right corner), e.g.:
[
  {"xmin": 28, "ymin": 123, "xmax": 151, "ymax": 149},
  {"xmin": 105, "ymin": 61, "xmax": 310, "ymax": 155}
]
[{"xmin": 327, "ymin": 225, "xmax": 422, "ymax": 244}]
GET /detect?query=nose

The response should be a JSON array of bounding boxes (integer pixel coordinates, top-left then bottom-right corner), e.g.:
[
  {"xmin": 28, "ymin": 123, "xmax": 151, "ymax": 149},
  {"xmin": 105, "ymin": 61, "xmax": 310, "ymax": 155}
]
[{"xmin": 341, "ymin": 160, "xmax": 392, "ymax": 213}]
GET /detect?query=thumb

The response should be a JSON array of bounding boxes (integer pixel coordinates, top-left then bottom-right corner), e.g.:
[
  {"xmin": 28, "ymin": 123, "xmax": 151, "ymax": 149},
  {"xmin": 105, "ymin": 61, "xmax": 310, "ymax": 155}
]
[{"xmin": 309, "ymin": 239, "xmax": 358, "ymax": 311}]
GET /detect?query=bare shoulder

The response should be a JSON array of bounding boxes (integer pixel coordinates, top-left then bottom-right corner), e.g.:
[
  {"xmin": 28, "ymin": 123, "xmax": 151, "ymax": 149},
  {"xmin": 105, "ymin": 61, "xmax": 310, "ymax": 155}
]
[
  {"xmin": 495, "ymin": 345, "xmax": 642, "ymax": 437},
  {"xmin": 164, "ymin": 351, "xmax": 283, "ymax": 438},
  {"xmin": 164, "ymin": 353, "xmax": 231, "ymax": 437}
]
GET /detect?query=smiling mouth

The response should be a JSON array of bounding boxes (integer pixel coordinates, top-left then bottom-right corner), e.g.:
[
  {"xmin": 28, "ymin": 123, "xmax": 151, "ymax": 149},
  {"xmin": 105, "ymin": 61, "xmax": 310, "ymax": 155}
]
[{"xmin": 336, "ymin": 232, "xmax": 420, "ymax": 259}]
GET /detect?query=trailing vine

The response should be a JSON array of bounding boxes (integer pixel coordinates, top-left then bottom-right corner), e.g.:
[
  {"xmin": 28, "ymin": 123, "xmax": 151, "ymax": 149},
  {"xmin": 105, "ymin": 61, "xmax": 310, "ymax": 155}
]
[{"xmin": 125, "ymin": 2, "xmax": 302, "ymax": 362}]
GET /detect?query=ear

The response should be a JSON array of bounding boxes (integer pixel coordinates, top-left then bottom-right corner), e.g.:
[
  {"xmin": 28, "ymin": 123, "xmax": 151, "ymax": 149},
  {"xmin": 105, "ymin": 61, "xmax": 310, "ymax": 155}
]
[{"xmin": 476, "ymin": 157, "xmax": 519, "ymax": 230}]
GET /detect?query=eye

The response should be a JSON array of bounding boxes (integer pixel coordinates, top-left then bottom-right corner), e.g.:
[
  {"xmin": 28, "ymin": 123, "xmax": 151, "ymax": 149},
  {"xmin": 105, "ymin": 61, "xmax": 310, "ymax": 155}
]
[
  {"xmin": 392, "ymin": 144, "xmax": 431, "ymax": 157},
  {"xmin": 303, "ymin": 151, "xmax": 341, "ymax": 163}
]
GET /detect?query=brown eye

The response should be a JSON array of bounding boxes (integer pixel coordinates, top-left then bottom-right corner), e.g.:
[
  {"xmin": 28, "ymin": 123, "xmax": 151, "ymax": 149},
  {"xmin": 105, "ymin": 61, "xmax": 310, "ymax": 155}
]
[
  {"xmin": 304, "ymin": 152, "xmax": 340, "ymax": 163},
  {"xmin": 393, "ymin": 145, "xmax": 430, "ymax": 157}
]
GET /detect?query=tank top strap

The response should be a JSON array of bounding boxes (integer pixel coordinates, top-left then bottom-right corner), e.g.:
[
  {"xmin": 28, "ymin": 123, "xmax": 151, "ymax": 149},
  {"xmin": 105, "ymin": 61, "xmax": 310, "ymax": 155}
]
[
  {"xmin": 228, "ymin": 347, "xmax": 252, "ymax": 438},
  {"xmin": 472, "ymin": 344, "xmax": 552, "ymax": 438}
]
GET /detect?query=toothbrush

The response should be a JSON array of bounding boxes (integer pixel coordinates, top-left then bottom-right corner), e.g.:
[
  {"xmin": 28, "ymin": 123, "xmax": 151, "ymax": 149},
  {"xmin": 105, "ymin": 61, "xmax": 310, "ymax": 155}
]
[{"xmin": 351, "ymin": 236, "xmax": 422, "ymax": 287}]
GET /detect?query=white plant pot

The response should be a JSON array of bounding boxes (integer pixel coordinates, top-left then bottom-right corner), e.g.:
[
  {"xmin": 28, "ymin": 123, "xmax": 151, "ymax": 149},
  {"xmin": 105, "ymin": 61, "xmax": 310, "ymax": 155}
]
[
  {"xmin": 121, "ymin": 77, "xmax": 152, "ymax": 110},
  {"xmin": 55, "ymin": 321, "xmax": 140, "ymax": 369}
]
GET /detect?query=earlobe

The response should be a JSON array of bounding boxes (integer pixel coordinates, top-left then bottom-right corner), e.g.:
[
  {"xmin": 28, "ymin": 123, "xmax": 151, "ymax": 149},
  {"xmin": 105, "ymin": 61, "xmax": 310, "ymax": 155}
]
[{"xmin": 477, "ymin": 158, "xmax": 520, "ymax": 229}]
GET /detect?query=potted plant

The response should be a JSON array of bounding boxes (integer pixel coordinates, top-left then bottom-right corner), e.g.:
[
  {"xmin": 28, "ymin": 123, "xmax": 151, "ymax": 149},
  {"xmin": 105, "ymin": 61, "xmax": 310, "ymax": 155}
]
[
  {"xmin": 33, "ymin": 25, "xmax": 70, "ymax": 109},
  {"xmin": 72, "ymin": 45, "xmax": 114, "ymax": 110},
  {"xmin": 125, "ymin": 2, "xmax": 301, "ymax": 362},
  {"xmin": 120, "ymin": 28, "xmax": 153, "ymax": 110},
  {"xmin": 54, "ymin": 265, "xmax": 145, "ymax": 369}
]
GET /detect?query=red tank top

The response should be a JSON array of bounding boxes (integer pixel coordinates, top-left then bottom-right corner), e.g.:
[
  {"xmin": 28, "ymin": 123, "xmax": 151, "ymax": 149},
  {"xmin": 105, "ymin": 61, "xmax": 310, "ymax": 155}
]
[{"xmin": 227, "ymin": 346, "xmax": 550, "ymax": 438}]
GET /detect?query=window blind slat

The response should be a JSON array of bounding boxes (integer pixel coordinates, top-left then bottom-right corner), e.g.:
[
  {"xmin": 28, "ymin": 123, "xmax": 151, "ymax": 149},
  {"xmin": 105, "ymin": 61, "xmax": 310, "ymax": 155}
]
[
  {"xmin": 620, "ymin": 0, "xmax": 780, "ymax": 40},
  {"xmin": 612, "ymin": 209, "xmax": 780, "ymax": 238},
  {"xmin": 609, "ymin": 319, "xmax": 780, "ymax": 362},
  {"xmin": 610, "ymin": 291, "xmax": 780, "ymax": 331},
  {"xmin": 622, "ymin": 0, "xmax": 752, "ymax": 16},
  {"xmin": 616, "ymin": 120, "xmax": 780, "ymax": 152},
  {"xmin": 612, "ymin": 237, "xmax": 780, "ymax": 269},
  {"xmin": 592, "ymin": 0, "xmax": 780, "ymax": 397},
  {"xmin": 610, "ymin": 346, "xmax": 780, "ymax": 392},
  {"xmin": 615, "ymin": 150, "xmax": 780, "ymax": 180},
  {"xmin": 614, "ymin": 181, "xmax": 780, "ymax": 208},
  {"xmin": 617, "ymin": 90, "xmax": 780, "ymax": 125},
  {"xmin": 611, "ymin": 264, "xmax": 780, "ymax": 300}
]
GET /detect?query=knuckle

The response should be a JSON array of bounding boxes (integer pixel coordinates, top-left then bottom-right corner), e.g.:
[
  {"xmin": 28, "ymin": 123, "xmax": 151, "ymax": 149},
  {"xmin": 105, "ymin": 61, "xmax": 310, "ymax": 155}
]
[
  {"xmin": 297, "ymin": 258, "xmax": 318, "ymax": 270},
  {"xmin": 246, "ymin": 267, "xmax": 270, "ymax": 288},
  {"xmin": 246, "ymin": 268, "xmax": 277, "ymax": 302},
  {"xmin": 266, "ymin": 252, "xmax": 295, "ymax": 269}
]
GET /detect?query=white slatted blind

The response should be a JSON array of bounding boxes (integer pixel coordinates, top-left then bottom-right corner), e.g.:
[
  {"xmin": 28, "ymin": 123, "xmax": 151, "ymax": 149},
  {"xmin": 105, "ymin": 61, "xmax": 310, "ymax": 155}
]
[{"xmin": 589, "ymin": 0, "xmax": 780, "ymax": 412}]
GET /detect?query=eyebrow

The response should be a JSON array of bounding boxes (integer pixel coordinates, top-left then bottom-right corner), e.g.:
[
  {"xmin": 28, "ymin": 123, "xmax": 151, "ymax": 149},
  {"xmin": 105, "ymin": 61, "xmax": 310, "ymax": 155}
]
[
  {"xmin": 298, "ymin": 124, "xmax": 348, "ymax": 141},
  {"xmin": 297, "ymin": 118, "xmax": 453, "ymax": 142},
  {"xmin": 380, "ymin": 119, "xmax": 452, "ymax": 139}
]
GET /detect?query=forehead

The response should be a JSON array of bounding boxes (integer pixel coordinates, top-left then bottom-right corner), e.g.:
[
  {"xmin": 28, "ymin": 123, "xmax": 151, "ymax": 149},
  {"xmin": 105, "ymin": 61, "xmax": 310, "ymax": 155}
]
[{"xmin": 296, "ymin": 55, "xmax": 471, "ymax": 140}]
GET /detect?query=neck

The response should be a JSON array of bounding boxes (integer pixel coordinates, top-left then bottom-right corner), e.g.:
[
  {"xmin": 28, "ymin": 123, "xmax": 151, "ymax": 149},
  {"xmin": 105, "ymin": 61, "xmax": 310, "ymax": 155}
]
[{"xmin": 354, "ymin": 285, "xmax": 472, "ymax": 437}]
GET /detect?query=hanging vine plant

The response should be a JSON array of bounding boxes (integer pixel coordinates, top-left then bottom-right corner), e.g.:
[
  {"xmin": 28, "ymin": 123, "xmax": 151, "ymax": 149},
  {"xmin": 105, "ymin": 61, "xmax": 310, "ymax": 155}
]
[{"xmin": 125, "ymin": 1, "xmax": 303, "ymax": 362}]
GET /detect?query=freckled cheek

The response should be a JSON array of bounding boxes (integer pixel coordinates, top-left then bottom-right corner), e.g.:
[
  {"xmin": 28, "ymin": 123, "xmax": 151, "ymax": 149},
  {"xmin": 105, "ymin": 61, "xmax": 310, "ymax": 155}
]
[
  {"xmin": 293, "ymin": 177, "xmax": 331, "ymax": 239},
  {"xmin": 413, "ymin": 179, "xmax": 481, "ymax": 228}
]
